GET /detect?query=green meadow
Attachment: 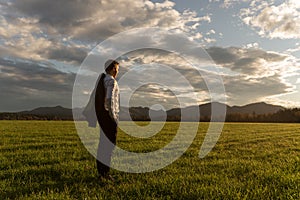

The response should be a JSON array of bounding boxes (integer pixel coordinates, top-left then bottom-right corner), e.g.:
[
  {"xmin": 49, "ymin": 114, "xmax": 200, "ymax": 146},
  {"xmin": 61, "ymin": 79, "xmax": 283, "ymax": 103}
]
[{"xmin": 0, "ymin": 121, "xmax": 299, "ymax": 199}]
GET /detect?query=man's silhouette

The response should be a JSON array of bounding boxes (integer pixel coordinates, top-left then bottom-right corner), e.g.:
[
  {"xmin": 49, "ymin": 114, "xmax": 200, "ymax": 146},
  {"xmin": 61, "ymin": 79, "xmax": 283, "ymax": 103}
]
[{"xmin": 95, "ymin": 59, "xmax": 120, "ymax": 180}]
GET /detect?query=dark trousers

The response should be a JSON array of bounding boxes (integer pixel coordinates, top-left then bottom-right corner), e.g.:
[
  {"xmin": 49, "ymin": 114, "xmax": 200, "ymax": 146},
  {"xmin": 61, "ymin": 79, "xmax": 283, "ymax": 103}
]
[{"xmin": 96, "ymin": 110, "xmax": 117, "ymax": 176}]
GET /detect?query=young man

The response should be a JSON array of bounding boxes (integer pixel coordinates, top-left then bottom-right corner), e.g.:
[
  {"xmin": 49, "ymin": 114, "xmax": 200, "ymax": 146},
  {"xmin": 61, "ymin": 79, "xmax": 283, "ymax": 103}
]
[{"xmin": 95, "ymin": 59, "xmax": 120, "ymax": 180}]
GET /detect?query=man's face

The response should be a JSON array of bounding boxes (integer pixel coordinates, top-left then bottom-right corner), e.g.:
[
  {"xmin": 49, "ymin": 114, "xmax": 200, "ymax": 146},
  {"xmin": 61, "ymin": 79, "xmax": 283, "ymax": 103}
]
[{"xmin": 113, "ymin": 64, "xmax": 119, "ymax": 78}]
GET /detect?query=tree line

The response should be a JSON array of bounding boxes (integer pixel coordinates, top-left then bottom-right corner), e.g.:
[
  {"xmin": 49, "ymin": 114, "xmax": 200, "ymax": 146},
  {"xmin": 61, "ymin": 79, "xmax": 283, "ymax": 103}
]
[
  {"xmin": 0, "ymin": 108, "xmax": 300, "ymax": 122},
  {"xmin": 168, "ymin": 108, "xmax": 300, "ymax": 123},
  {"xmin": 0, "ymin": 113, "xmax": 72, "ymax": 120}
]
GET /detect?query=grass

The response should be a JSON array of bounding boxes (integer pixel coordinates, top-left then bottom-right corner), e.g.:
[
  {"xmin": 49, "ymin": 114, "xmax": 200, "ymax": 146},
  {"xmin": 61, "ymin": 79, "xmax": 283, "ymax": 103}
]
[{"xmin": 0, "ymin": 121, "xmax": 299, "ymax": 199}]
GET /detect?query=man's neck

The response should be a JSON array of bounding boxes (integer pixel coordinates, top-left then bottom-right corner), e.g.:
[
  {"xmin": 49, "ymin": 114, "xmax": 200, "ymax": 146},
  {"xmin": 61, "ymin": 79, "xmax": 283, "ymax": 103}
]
[{"xmin": 106, "ymin": 73, "xmax": 115, "ymax": 78}]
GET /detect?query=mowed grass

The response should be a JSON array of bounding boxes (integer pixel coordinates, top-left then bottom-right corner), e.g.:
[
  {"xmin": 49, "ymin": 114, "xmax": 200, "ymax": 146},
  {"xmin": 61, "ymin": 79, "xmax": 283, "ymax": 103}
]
[{"xmin": 0, "ymin": 121, "xmax": 299, "ymax": 199}]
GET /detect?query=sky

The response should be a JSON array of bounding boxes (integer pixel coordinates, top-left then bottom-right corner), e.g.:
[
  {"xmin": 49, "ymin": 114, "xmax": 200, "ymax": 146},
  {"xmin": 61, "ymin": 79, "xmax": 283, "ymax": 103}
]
[{"xmin": 0, "ymin": 0, "xmax": 299, "ymax": 112}]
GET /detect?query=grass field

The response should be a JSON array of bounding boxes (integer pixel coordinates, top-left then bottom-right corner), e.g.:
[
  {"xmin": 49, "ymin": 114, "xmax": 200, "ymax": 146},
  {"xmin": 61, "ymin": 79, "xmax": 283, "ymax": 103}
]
[{"xmin": 0, "ymin": 121, "xmax": 299, "ymax": 199}]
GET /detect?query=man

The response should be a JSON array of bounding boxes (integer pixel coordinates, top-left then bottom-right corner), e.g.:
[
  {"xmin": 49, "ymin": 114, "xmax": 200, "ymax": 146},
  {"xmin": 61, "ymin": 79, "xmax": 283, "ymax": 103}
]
[{"xmin": 95, "ymin": 59, "xmax": 120, "ymax": 180}]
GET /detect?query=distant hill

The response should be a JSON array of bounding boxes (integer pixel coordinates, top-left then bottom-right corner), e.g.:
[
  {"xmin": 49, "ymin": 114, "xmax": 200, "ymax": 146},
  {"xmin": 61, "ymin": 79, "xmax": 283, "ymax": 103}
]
[
  {"xmin": 229, "ymin": 102, "xmax": 284, "ymax": 115},
  {"xmin": 20, "ymin": 106, "xmax": 72, "ymax": 117},
  {"xmin": 0, "ymin": 102, "xmax": 289, "ymax": 121},
  {"xmin": 165, "ymin": 102, "xmax": 284, "ymax": 121}
]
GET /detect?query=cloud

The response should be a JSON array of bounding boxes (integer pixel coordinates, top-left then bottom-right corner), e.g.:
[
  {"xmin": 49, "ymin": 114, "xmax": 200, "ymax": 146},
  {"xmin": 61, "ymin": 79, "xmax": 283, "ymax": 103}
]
[
  {"xmin": 0, "ymin": 43, "xmax": 297, "ymax": 111},
  {"xmin": 116, "ymin": 46, "xmax": 295, "ymax": 108},
  {"xmin": 11, "ymin": 0, "xmax": 100, "ymax": 29},
  {"xmin": 0, "ymin": 15, "xmax": 88, "ymax": 64},
  {"xmin": 81, "ymin": 27, "xmax": 295, "ymax": 109},
  {"xmin": 0, "ymin": 0, "xmax": 299, "ymax": 111},
  {"xmin": 206, "ymin": 46, "xmax": 287, "ymax": 77},
  {"xmin": 6, "ymin": 0, "xmax": 205, "ymax": 42},
  {"xmin": 82, "ymin": 46, "xmax": 212, "ymax": 108},
  {"xmin": 243, "ymin": 42, "xmax": 259, "ymax": 49},
  {"xmin": 0, "ymin": 0, "xmax": 211, "ymax": 68},
  {"xmin": 0, "ymin": 58, "xmax": 75, "ymax": 111},
  {"xmin": 205, "ymin": 45, "xmax": 300, "ymax": 106},
  {"xmin": 264, "ymin": 97, "xmax": 300, "ymax": 108},
  {"xmin": 116, "ymin": 48, "xmax": 209, "ymax": 89},
  {"xmin": 45, "ymin": 44, "xmax": 88, "ymax": 64},
  {"xmin": 286, "ymin": 43, "xmax": 300, "ymax": 54},
  {"xmin": 240, "ymin": 0, "xmax": 300, "ymax": 39},
  {"xmin": 224, "ymin": 74, "xmax": 291, "ymax": 105},
  {"xmin": 129, "ymin": 84, "xmax": 181, "ymax": 110}
]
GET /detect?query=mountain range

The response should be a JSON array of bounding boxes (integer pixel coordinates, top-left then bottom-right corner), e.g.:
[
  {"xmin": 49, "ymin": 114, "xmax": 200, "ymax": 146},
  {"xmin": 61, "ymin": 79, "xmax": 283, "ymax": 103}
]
[{"xmin": 0, "ymin": 102, "xmax": 285, "ymax": 121}]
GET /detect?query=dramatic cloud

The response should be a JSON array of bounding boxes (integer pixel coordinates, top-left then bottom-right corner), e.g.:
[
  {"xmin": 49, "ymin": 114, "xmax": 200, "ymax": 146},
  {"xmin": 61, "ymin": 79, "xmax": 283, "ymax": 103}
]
[
  {"xmin": 205, "ymin": 45, "xmax": 300, "ymax": 106},
  {"xmin": 0, "ymin": 15, "xmax": 88, "ymax": 64},
  {"xmin": 224, "ymin": 74, "xmax": 291, "ymax": 105},
  {"xmin": 6, "ymin": 0, "xmax": 206, "ymax": 42},
  {"xmin": 115, "ymin": 48, "xmax": 211, "ymax": 108},
  {"xmin": 240, "ymin": 0, "xmax": 300, "ymax": 39},
  {"xmin": 45, "ymin": 44, "xmax": 88, "ymax": 64},
  {"xmin": 0, "ymin": 0, "xmax": 214, "ymax": 111},
  {"xmin": 207, "ymin": 46, "xmax": 287, "ymax": 77},
  {"xmin": 0, "ymin": 0, "xmax": 299, "ymax": 111},
  {"xmin": 129, "ymin": 84, "xmax": 181, "ymax": 110},
  {"xmin": 0, "ymin": 0, "xmax": 210, "ymax": 68},
  {"xmin": 116, "ymin": 46, "xmax": 296, "ymax": 107},
  {"xmin": 0, "ymin": 58, "xmax": 75, "ymax": 111}
]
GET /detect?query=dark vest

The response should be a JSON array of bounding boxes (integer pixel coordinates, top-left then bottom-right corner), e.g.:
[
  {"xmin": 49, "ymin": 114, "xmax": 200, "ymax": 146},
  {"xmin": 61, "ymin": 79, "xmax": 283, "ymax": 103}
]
[
  {"xmin": 95, "ymin": 73, "xmax": 106, "ymax": 121},
  {"xmin": 82, "ymin": 73, "xmax": 105, "ymax": 127}
]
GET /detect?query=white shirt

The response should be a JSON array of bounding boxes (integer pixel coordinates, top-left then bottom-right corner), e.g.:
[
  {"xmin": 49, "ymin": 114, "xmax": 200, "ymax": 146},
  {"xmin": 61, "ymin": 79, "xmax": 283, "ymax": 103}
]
[{"xmin": 104, "ymin": 74, "xmax": 119, "ymax": 123}]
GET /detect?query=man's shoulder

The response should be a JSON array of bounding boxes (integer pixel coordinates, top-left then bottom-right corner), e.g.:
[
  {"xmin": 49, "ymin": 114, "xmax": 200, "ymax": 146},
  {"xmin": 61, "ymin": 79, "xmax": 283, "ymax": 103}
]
[
  {"xmin": 104, "ymin": 74, "xmax": 114, "ymax": 80},
  {"xmin": 104, "ymin": 74, "xmax": 117, "ymax": 86}
]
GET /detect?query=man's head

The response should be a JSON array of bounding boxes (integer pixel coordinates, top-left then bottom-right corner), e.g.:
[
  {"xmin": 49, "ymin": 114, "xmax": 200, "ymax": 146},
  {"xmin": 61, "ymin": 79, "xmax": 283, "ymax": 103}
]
[{"xmin": 105, "ymin": 59, "xmax": 119, "ymax": 78}]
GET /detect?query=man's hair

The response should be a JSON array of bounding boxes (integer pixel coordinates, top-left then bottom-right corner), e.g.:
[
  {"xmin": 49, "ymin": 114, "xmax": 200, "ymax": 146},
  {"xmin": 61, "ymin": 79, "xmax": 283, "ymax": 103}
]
[{"xmin": 105, "ymin": 59, "xmax": 119, "ymax": 73}]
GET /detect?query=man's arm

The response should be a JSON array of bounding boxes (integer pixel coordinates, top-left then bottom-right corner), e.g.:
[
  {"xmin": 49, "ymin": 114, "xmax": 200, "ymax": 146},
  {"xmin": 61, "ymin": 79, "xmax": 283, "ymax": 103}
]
[{"xmin": 105, "ymin": 79, "xmax": 118, "ymax": 123}]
